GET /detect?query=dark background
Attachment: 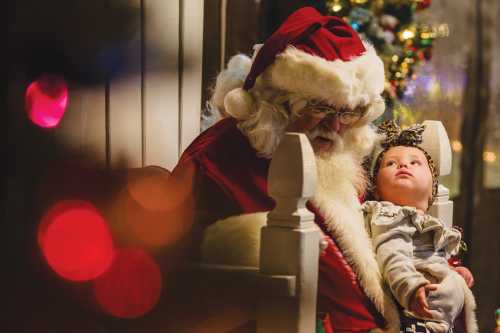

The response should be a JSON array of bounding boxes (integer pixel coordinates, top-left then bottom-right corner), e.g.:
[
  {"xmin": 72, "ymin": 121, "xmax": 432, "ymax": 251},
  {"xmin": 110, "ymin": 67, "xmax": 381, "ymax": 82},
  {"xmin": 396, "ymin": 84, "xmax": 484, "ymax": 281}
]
[{"xmin": 6, "ymin": 0, "xmax": 499, "ymax": 332}]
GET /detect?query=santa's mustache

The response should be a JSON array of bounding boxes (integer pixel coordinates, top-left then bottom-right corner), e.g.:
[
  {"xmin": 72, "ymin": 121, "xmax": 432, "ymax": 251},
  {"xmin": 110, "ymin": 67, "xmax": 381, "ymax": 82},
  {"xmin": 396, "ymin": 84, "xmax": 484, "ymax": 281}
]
[{"xmin": 306, "ymin": 128, "xmax": 344, "ymax": 153}]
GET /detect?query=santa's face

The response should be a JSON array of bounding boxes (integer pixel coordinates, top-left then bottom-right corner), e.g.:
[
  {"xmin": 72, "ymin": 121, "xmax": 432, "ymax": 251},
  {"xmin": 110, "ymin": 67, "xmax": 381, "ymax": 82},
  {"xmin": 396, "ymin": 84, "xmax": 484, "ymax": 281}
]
[
  {"xmin": 286, "ymin": 112, "xmax": 345, "ymax": 155},
  {"xmin": 375, "ymin": 146, "xmax": 433, "ymax": 211}
]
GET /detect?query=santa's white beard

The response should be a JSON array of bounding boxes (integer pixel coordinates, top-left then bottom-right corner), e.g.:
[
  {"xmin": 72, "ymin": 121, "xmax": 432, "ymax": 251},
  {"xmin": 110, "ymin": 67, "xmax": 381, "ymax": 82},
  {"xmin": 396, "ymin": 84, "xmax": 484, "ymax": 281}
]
[
  {"xmin": 314, "ymin": 150, "xmax": 367, "ymax": 210},
  {"xmin": 311, "ymin": 135, "xmax": 391, "ymax": 320}
]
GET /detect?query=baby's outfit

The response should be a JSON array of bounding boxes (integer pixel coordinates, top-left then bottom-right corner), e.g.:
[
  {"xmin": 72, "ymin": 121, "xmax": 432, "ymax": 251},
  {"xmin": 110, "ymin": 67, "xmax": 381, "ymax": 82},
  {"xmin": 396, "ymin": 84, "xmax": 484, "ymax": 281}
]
[{"xmin": 362, "ymin": 201, "xmax": 477, "ymax": 333}]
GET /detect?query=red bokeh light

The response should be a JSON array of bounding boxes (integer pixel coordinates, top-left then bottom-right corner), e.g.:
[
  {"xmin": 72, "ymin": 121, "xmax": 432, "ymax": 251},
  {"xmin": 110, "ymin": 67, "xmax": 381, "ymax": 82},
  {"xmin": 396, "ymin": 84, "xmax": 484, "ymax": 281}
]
[
  {"xmin": 38, "ymin": 200, "xmax": 115, "ymax": 281},
  {"xmin": 93, "ymin": 248, "xmax": 162, "ymax": 319},
  {"xmin": 25, "ymin": 74, "xmax": 68, "ymax": 128}
]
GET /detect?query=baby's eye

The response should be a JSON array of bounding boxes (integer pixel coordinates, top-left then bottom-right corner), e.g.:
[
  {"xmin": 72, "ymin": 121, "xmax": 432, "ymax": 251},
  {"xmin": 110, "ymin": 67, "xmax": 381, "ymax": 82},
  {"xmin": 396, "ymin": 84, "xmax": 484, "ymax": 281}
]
[
  {"xmin": 386, "ymin": 161, "xmax": 396, "ymax": 166},
  {"xmin": 410, "ymin": 160, "xmax": 421, "ymax": 165}
]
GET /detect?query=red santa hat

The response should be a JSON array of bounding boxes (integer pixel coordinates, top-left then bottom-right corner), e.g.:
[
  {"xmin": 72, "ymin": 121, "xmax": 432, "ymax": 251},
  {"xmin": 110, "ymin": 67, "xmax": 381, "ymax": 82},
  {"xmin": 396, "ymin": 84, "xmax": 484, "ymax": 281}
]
[{"xmin": 217, "ymin": 6, "xmax": 386, "ymax": 124}]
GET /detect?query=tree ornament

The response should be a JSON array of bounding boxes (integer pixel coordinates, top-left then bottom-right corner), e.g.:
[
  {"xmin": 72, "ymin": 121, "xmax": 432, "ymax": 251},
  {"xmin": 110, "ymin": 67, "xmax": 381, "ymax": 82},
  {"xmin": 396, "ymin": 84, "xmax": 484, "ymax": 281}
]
[
  {"xmin": 379, "ymin": 14, "xmax": 399, "ymax": 30},
  {"xmin": 325, "ymin": 0, "xmax": 351, "ymax": 16},
  {"xmin": 415, "ymin": 0, "xmax": 431, "ymax": 10},
  {"xmin": 350, "ymin": 0, "xmax": 371, "ymax": 7},
  {"xmin": 349, "ymin": 7, "xmax": 373, "ymax": 30}
]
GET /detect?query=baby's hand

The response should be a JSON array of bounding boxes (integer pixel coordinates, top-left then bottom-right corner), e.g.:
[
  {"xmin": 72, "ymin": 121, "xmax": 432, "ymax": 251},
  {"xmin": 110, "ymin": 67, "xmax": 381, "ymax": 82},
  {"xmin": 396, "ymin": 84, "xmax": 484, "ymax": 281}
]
[{"xmin": 409, "ymin": 283, "xmax": 438, "ymax": 319}]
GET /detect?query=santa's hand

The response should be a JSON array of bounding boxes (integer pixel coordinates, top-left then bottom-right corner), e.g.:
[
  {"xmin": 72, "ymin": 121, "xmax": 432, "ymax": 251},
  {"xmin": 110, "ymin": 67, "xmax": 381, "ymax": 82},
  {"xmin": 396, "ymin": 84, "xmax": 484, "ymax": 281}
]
[
  {"xmin": 409, "ymin": 284, "xmax": 438, "ymax": 319},
  {"xmin": 452, "ymin": 266, "xmax": 474, "ymax": 287}
]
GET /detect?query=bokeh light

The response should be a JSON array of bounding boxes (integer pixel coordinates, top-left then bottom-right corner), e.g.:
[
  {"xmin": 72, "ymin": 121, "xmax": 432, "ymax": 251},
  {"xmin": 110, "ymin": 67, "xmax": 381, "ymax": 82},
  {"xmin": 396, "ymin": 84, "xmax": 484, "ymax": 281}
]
[
  {"xmin": 38, "ymin": 200, "xmax": 115, "ymax": 281},
  {"xmin": 126, "ymin": 166, "xmax": 173, "ymax": 212},
  {"xmin": 25, "ymin": 74, "xmax": 69, "ymax": 128},
  {"xmin": 484, "ymin": 151, "xmax": 497, "ymax": 163},
  {"xmin": 451, "ymin": 140, "xmax": 463, "ymax": 153},
  {"xmin": 111, "ymin": 164, "xmax": 195, "ymax": 247},
  {"xmin": 93, "ymin": 248, "xmax": 162, "ymax": 319}
]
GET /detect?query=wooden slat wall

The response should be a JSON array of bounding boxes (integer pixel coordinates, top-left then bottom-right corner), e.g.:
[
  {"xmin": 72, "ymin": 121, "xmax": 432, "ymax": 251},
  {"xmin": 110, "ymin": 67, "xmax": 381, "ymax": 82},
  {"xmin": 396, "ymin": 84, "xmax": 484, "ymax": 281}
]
[
  {"xmin": 180, "ymin": 0, "xmax": 205, "ymax": 153},
  {"xmin": 107, "ymin": 0, "xmax": 143, "ymax": 168},
  {"xmin": 109, "ymin": 77, "xmax": 143, "ymax": 168},
  {"xmin": 54, "ymin": 89, "xmax": 85, "ymax": 156},
  {"xmin": 54, "ymin": 0, "xmax": 204, "ymax": 171},
  {"xmin": 200, "ymin": 0, "xmax": 262, "ymax": 127},
  {"xmin": 80, "ymin": 87, "xmax": 107, "ymax": 165},
  {"xmin": 143, "ymin": 0, "xmax": 181, "ymax": 169},
  {"xmin": 51, "ymin": 0, "xmax": 270, "ymax": 170}
]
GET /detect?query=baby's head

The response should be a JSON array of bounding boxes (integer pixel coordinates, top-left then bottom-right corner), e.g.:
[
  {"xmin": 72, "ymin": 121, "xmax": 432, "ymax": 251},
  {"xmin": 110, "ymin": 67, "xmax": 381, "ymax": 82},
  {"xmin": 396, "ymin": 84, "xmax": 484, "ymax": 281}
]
[{"xmin": 371, "ymin": 122, "xmax": 438, "ymax": 212}]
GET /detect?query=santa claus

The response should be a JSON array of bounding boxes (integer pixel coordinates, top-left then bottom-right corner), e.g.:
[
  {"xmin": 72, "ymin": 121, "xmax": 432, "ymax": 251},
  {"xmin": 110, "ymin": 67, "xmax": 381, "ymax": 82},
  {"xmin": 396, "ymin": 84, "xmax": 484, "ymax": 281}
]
[{"xmin": 171, "ymin": 7, "xmax": 468, "ymax": 333}]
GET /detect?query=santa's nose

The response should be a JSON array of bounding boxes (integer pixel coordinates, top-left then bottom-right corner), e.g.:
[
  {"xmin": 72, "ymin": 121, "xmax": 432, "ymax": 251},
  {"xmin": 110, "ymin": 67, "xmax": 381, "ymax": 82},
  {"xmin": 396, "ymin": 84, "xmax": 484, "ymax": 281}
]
[{"xmin": 323, "ymin": 114, "xmax": 341, "ymax": 132}]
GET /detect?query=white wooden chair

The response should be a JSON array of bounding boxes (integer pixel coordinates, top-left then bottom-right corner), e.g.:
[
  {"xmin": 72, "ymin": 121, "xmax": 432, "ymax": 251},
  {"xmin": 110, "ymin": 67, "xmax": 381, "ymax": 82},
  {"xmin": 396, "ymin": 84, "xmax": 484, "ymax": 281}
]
[{"xmin": 190, "ymin": 120, "xmax": 453, "ymax": 333}]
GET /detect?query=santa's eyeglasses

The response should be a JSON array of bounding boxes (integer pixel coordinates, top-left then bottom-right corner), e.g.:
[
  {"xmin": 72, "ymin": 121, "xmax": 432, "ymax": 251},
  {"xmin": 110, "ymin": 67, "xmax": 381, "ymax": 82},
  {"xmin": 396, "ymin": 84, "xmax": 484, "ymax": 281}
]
[{"xmin": 301, "ymin": 99, "xmax": 366, "ymax": 126}]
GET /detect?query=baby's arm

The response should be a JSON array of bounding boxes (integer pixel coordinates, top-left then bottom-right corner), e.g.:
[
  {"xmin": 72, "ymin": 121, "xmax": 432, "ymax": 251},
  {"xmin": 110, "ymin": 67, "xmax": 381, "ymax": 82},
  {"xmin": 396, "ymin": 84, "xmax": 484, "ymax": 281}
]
[{"xmin": 374, "ymin": 231, "xmax": 430, "ymax": 311}]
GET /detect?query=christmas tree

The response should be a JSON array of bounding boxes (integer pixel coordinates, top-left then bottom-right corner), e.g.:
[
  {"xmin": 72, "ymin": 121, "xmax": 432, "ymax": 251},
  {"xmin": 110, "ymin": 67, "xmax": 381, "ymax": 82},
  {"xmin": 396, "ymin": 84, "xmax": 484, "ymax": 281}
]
[{"xmin": 314, "ymin": 0, "xmax": 440, "ymax": 122}]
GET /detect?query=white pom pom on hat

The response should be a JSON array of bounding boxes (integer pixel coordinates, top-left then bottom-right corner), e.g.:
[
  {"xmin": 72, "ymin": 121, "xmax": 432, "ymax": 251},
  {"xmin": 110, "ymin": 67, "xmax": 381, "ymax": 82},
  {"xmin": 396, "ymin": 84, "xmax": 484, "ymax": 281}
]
[
  {"xmin": 224, "ymin": 88, "xmax": 254, "ymax": 120},
  {"xmin": 211, "ymin": 54, "xmax": 252, "ymax": 112}
]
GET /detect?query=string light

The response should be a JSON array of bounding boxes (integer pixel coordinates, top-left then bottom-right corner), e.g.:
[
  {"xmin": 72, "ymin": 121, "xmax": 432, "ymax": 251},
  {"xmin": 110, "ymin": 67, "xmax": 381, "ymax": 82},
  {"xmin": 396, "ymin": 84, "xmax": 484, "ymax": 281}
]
[
  {"xmin": 451, "ymin": 140, "xmax": 463, "ymax": 153},
  {"xmin": 351, "ymin": 0, "xmax": 369, "ymax": 4},
  {"xmin": 437, "ymin": 23, "xmax": 450, "ymax": 37},
  {"xmin": 400, "ymin": 29, "xmax": 416, "ymax": 41},
  {"xmin": 484, "ymin": 151, "xmax": 497, "ymax": 163},
  {"xmin": 326, "ymin": 0, "xmax": 347, "ymax": 13}
]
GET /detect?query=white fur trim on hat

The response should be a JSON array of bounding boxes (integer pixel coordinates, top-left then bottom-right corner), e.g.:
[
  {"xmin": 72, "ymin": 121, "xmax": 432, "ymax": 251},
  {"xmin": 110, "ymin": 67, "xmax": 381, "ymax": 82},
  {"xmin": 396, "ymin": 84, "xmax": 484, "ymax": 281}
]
[
  {"xmin": 358, "ymin": 95, "xmax": 386, "ymax": 126},
  {"xmin": 263, "ymin": 42, "xmax": 385, "ymax": 116},
  {"xmin": 212, "ymin": 54, "xmax": 253, "ymax": 112}
]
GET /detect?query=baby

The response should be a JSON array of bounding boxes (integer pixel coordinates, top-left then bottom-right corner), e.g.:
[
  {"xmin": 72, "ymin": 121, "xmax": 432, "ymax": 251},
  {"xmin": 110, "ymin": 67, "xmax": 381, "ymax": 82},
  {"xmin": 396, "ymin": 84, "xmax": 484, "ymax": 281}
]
[{"xmin": 363, "ymin": 121, "xmax": 477, "ymax": 333}]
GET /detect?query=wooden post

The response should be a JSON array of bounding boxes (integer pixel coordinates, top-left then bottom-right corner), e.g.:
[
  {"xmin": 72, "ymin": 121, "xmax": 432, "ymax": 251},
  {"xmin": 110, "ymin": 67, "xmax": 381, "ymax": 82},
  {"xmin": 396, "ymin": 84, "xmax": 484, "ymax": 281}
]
[
  {"xmin": 421, "ymin": 120, "xmax": 453, "ymax": 227},
  {"xmin": 429, "ymin": 185, "xmax": 453, "ymax": 228},
  {"xmin": 257, "ymin": 133, "xmax": 320, "ymax": 333}
]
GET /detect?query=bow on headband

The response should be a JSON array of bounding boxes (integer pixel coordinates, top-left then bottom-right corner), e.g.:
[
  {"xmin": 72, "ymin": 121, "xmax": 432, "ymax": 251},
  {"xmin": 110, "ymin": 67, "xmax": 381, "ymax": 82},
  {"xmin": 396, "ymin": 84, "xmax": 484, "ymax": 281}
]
[{"xmin": 378, "ymin": 121, "xmax": 426, "ymax": 148}]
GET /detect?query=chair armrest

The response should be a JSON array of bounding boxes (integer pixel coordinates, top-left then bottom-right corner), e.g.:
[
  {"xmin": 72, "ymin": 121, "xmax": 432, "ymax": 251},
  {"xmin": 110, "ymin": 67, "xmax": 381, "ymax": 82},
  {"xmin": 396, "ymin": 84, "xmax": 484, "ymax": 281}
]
[{"xmin": 185, "ymin": 263, "xmax": 296, "ymax": 297}]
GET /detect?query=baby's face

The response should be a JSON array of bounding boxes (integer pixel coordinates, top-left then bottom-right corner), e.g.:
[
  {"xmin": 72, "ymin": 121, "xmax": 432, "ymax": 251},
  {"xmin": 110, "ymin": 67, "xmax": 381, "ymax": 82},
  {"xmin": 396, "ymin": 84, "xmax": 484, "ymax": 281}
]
[{"xmin": 376, "ymin": 146, "xmax": 433, "ymax": 211}]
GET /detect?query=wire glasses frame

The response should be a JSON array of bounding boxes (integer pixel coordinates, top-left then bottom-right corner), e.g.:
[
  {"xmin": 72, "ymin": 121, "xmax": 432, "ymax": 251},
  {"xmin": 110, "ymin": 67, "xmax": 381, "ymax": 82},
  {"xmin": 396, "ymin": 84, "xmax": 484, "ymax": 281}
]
[{"xmin": 301, "ymin": 99, "xmax": 367, "ymax": 125}]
